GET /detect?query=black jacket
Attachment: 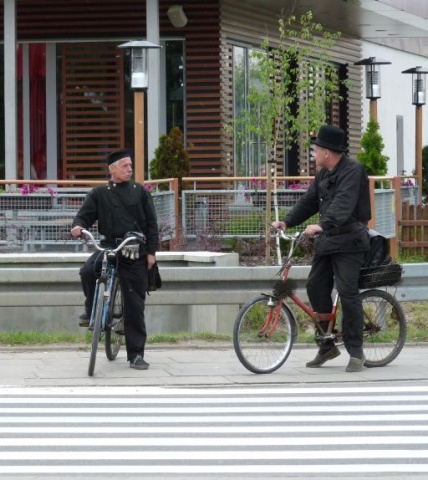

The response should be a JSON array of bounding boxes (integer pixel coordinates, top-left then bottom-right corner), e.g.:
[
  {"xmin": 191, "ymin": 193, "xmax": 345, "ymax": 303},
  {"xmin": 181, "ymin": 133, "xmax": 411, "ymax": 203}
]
[
  {"xmin": 285, "ymin": 155, "xmax": 371, "ymax": 254},
  {"xmin": 72, "ymin": 180, "xmax": 159, "ymax": 255}
]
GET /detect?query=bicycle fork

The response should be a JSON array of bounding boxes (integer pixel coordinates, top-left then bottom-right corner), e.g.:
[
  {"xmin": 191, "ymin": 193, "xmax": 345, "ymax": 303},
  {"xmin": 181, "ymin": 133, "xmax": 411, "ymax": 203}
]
[{"xmin": 258, "ymin": 295, "xmax": 282, "ymax": 338}]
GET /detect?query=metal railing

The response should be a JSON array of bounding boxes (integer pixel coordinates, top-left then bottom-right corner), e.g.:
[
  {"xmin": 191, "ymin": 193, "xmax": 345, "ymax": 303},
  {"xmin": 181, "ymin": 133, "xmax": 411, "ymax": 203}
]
[
  {"xmin": 0, "ymin": 179, "xmax": 178, "ymax": 253},
  {"xmin": 0, "ymin": 175, "xmax": 415, "ymax": 254}
]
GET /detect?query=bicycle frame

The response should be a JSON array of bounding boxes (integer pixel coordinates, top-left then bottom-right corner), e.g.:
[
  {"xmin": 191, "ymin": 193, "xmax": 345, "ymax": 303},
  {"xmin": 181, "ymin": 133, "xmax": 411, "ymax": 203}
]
[
  {"xmin": 90, "ymin": 255, "xmax": 118, "ymax": 332},
  {"xmin": 273, "ymin": 231, "xmax": 341, "ymax": 341},
  {"xmin": 81, "ymin": 229, "xmax": 140, "ymax": 332}
]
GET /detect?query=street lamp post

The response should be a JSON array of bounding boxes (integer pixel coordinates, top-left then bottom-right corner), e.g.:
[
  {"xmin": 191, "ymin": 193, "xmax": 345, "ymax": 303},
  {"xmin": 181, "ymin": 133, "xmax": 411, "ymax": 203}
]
[
  {"xmin": 354, "ymin": 57, "xmax": 391, "ymax": 122},
  {"xmin": 118, "ymin": 40, "xmax": 160, "ymax": 183},
  {"xmin": 402, "ymin": 66, "xmax": 428, "ymax": 204}
]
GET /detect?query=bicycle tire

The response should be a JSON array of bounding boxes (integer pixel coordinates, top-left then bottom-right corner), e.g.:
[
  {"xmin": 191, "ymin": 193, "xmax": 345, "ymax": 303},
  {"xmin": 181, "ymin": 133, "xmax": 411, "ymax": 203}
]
[
  {"xmin": 105, "ymin": 277, "xmax": 124, "ymax": 361},
  {"xmin": 359, "ymin": 288, "xmax": 406, "ymax": 367},
  {"xmin": 88, "ymin": 282, "xmax": 105, "ymax": 377},
  {"xmin": 233, "ymin": 295, "xmax": 297, "ymax": 374}
]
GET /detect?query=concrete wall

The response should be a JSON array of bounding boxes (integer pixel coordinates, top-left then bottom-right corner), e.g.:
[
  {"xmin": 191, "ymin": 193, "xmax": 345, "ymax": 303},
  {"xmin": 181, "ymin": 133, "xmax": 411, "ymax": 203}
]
[{"xmin": 0, "ymin": 252, "xmax": 426, "ymax": 335}]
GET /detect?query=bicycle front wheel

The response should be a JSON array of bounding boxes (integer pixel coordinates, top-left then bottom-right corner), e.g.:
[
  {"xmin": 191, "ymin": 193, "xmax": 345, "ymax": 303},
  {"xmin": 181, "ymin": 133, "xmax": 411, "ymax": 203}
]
[
  {"xmin": 88, "ymin": 282, "xmax": 105, "ymax": 377},
  {"xmin": 105, "ymin": 278, "xmax": 124, "ymax": 361},
  {"xmin": 233, "ymin": 295, "xmax": 296, "ymax": 374},
  {"xmin": 361, "ymin": 289, "xmax": 407, "ymax": 367}
]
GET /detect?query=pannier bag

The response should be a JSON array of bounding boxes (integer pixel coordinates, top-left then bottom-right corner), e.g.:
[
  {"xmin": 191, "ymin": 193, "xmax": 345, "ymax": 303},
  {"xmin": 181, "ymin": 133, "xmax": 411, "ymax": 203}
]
[{"xmin": 358, "ymin": 229, "xmax": 403, "ymax": 289}]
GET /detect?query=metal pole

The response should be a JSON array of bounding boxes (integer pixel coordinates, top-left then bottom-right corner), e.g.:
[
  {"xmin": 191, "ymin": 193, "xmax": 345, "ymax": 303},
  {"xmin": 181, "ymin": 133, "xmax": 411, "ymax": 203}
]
[
  {"xmin": 369, "ymin": 99, "xmax": 378, "ymax": 122},
  {"xmin": 415, "ymin": 105, "xmax": 423, "ymax": 204},
  {"xmin": 4, "ymin": 0, "xmax": 17, "ymax": 179}
]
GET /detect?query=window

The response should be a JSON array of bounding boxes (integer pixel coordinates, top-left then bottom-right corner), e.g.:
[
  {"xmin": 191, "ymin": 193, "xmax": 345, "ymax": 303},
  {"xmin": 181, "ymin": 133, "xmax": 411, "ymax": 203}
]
[{"xmin": 233, "ymin": 45, "xmax": 267, "ymax": 178}]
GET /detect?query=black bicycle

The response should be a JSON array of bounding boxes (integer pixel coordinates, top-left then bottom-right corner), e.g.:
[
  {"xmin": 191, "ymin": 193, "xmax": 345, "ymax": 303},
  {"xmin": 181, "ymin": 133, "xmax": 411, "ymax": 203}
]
[{"xmin": 80, "ymin": 229, "xmax": 143, "ymax": 376}]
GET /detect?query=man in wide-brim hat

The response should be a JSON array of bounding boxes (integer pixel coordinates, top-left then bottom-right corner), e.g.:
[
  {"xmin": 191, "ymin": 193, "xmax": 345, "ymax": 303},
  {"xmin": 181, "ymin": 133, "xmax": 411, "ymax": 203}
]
[{"xmin": 273, "ymin": 124, "xmax": 371, "ymax": 373}]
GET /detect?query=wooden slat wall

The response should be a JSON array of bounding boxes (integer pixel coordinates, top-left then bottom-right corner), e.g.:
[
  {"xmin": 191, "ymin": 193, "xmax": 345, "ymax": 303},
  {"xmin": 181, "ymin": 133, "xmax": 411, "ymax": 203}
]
[
  {"xmin": 4, "ymin": 0, "xmax": 225, "ymax": 181},
  {"xmin": 13, "ymin": 0, "xmax": 147, "ymax": 39},
  {"xmin": 1, "ymin": 1, "xmax": 362, "ymax": 182},
  {"xmin": 164, "ymin": 1, "xmax": 223, "ymax": 179},
  {"xmin": 220, "ymin": 0, "xmax": 363, "ymax": 168},
  {"xmin": 61, "ymin": 43, "xmax": 124, "ymax": 179}
]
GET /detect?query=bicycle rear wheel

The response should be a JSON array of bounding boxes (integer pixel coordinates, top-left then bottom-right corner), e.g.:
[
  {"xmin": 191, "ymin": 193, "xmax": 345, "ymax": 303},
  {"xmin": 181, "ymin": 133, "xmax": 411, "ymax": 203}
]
[
  {"xmin": 360, "ymin": 288, "xmax": 406, "ymax": 367},
  {"xmin": 105, "ymin": 278, "xmax": 124, "ymax": 361},
  {"xmin": 88, "ymin": 282, "xmax": 105, "ymax": 377},
  {"xmin": 233, "ymin": 295, "xmax": 296, "ymax": 374}
]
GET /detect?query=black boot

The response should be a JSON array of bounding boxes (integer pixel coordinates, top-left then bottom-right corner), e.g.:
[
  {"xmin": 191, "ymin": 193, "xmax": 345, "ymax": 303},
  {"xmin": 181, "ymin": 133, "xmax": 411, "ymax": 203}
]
[{"xmin": 78, "ymin": 308, "xmax": 91, "ymax": 328}]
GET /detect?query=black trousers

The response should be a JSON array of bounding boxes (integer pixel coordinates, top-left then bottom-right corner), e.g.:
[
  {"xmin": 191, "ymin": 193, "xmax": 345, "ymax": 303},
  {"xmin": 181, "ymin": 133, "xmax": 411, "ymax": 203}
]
[
  {"xmin": 79, "ymin": 251, "xmax": 149, "ymax": 361},
  {"xmin": 306, "ymin": 251, "xmax": 366, "ymax": 358}
]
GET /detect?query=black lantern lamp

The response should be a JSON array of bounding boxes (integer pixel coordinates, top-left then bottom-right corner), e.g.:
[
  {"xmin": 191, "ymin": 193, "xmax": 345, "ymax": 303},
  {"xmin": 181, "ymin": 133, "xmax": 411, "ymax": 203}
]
[
  {"xmin": 354, "ymin": 57, "xmax": 391, "ymax": 122},
  {"xmin": 402, "ymin": 66, "xmax": 428, "ymax": 203},
  {"xmin": 118, "ymin": 40, "xmax": 160, "ymax": 90},
  {"xmin": 402, "ymin": 66, "xmax": 428, "ymax": 106},
  {"xmin": 118, "ymin": 40, "xmax": 160, "ymax": 183},
  {"xmin": 354, "ymin": 57, "xmax": 391, "ymax": 99}
]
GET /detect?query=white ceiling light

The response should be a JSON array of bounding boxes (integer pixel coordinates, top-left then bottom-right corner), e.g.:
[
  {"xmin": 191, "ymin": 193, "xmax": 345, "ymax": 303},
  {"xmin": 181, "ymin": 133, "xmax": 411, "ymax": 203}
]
[{"xmin": 167, "ymin": 5, "xmax": 187, "ymax": 28}]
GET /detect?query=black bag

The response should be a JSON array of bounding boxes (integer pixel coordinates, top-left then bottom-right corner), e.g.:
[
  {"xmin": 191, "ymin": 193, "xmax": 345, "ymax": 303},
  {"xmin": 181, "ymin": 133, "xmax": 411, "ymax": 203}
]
[
  {"xmin": 362, "ymin": 229, "xmax": 389, "ymax": 269},
  {"xmin": 358, "ymin": 230, "xmax": 402, "ymax": 289},
  {"xmin": 147, "ymin": 262, "xmax": 162, "ymax": 293}
]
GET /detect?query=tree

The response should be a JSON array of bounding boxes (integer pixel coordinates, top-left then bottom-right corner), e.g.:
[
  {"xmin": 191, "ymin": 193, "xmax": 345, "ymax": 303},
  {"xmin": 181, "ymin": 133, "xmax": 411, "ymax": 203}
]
[
  {"xmin": 150, "ymin": 127, "xmax": 190, "ymax": 193},
  {"xmin": 357, "ymin": 119, "xmax": 388, "ymax": 176},
  {"xmin": 232, "ymin": 10, "xmax": 345, "ymax": 264}
]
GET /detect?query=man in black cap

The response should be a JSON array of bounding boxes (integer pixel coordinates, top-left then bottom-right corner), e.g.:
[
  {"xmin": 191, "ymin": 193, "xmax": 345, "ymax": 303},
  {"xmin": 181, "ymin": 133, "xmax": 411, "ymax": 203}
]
[
  {"xmin": 71, "ymin": 149, "xmax": 159, "ymax": 370},
  {"xmin": 272, "ymin": 125, "xmax": 371, "ymax": 372}
]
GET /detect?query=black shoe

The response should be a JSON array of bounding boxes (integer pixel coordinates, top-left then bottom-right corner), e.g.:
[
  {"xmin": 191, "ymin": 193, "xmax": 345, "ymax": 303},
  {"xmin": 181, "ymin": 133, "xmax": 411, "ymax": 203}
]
[
  {"xmin": 346, "ymin": 356, "xmax": 366, "ymax": 373},
  {"xmin": 306, "ymin": 346, "xmax": 341, "ymax": 368},
  {"xmin": 130, "ymin": 355, "xmax": 150, "ymax": 370},
  {"xmin": 78, "ymin": 313, "xmax": 90, "ymax": 328}
]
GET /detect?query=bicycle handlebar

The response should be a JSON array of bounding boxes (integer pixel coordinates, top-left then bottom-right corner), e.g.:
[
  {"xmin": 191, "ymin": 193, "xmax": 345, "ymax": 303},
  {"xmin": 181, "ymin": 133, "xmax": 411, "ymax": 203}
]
[
  {"xmin": 80, "ymin": 229, "xmax": 140, "ymax": 254},
  {"xmin": 272, "ymin": 228, "xmax": 301, "ymax": 242}
]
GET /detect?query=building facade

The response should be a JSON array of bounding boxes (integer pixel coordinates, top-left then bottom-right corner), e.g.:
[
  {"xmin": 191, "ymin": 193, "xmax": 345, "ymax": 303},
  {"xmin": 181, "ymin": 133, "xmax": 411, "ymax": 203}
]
[{"xmin": 1, "ymin": 0, "xmax": 427, "ymax": 184}]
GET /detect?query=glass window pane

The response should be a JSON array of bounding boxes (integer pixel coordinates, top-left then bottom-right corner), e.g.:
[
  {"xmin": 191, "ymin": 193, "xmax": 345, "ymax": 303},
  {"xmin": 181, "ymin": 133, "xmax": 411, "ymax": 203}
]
[{"xmin": 165, "ymin": 40, "xmax": 184, "ymax": 133}]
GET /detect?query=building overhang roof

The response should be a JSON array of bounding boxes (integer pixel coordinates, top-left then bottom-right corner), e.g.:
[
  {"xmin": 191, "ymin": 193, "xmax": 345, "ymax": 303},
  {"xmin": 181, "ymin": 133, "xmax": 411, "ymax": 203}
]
[{"xmin": 239, "ymin": 0, "xmax": 428, "ymax": 40}]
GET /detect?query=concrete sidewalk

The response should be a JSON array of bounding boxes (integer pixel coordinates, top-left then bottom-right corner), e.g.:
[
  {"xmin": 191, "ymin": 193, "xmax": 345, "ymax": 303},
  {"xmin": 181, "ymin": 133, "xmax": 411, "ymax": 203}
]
[{"xmin": 0, "ymin": 342, "xmax": 427, "ymax": 388}]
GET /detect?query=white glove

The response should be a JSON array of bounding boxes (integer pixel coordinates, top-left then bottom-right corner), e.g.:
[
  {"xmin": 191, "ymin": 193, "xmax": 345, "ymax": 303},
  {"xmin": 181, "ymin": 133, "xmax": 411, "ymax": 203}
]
[{"xmin": 122, "ymin": 243, "xmax": 140, "ymax": 260}]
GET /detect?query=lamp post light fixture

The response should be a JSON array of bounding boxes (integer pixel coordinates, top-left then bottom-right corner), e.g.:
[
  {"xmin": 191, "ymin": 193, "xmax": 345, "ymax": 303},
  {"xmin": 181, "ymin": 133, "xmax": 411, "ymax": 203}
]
[
  {"xmin": 402, "ymin": 66, "xmax": 428, "ymax": 203},
  {"xmin": 118, "ymin": 40, "xmax": 161, "ymax": 183},
  {"xmin": 354, "ymin": 57, "xmax": 391, "ymax": 122}
]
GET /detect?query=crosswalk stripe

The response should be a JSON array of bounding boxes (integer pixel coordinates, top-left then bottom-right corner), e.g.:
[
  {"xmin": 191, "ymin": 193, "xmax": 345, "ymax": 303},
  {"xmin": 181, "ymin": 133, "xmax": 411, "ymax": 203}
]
[
  {"xmin": 0, "ymin": 436, "xmax": 427, "ymax": 446},
  {"xmin": 0, "ymin": 385, "xmax": 427, "ymax": 476}
]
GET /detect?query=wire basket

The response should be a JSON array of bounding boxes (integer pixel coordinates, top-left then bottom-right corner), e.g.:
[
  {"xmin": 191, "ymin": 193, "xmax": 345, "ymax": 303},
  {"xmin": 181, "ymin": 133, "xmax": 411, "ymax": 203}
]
[{"xmin": 358, "ymin": 259, "xmax": 403, "ymax": 289}]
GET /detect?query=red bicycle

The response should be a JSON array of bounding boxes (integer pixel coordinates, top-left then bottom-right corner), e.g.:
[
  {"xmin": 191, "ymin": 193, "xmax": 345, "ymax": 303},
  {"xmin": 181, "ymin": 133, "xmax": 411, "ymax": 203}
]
[{"xmin": 233, "ymin": 231, "xmax": 407, "ymax": 374}]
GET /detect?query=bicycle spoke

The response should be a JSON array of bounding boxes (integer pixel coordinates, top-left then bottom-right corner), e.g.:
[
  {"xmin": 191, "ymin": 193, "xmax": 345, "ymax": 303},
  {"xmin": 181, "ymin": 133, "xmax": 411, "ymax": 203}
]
[
  {"xmin": 233, "ymin": 296, "xmax": 296, "ymax": 374},
  {"xmin": 105, "ymin": 278, "xmax": 124, "ymax": 361},
  {"xmin": 360, "ymin": 289, "xmax": 406, "ymax": 367}
]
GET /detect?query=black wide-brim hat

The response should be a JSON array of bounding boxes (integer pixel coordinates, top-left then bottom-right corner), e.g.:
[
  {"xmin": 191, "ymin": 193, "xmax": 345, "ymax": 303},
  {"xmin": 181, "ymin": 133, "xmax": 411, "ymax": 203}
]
[{"xmin": 311, "ymin": 125, "xmax": 346, "ymax": 152}]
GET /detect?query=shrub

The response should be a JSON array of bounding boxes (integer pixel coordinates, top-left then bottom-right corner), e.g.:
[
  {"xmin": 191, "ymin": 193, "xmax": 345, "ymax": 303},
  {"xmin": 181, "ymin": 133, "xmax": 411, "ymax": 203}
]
[
  {"xmin": 150, "ymin": 127, "xmax": 190, "ymax": 193},
  {"xmin": 357, "ymin": 119, "xmax": 388, "ymax": 176}
]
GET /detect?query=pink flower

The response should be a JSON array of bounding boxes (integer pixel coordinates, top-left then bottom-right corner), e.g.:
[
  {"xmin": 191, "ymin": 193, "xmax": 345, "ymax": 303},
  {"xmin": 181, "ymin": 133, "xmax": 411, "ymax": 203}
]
[{"xmin": 19, "ymin": 184, "xmax": 57, "ymax": 195}]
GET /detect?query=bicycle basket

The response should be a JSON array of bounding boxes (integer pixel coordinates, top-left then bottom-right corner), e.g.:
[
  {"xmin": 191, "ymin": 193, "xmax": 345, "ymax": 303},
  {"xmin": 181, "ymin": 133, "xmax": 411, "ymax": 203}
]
[{"xmin": 358, "ymin": 256, "xmax": 403, "ymax": 289}]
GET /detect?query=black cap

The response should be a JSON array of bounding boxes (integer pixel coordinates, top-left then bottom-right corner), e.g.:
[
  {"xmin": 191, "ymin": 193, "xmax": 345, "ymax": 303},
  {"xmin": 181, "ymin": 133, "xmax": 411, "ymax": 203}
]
[{"xmin": 107, "ymin": 149, "xmax": 131, "ymax": 166}]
